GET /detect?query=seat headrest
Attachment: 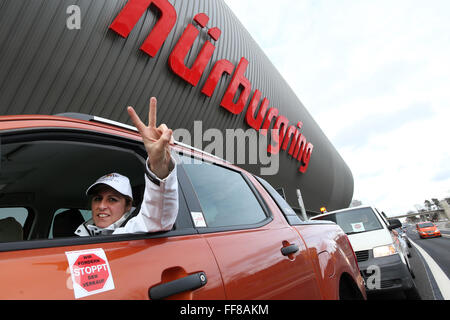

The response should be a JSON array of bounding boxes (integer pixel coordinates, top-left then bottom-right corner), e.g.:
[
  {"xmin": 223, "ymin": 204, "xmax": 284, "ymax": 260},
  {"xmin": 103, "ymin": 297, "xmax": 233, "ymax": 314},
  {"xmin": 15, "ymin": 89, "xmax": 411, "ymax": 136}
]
[
  {"xmin": 53, "ymin": 209, "xmax": 85, "ymax": 238},
  {"xmin": 0, "ymin": 217, "xmax": 23, "ymax": 242}
]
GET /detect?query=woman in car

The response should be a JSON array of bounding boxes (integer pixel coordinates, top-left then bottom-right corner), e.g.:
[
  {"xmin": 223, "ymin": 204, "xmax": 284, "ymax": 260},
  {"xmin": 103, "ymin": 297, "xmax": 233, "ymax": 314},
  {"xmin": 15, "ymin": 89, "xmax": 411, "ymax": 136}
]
[{"xmin": 75, "ymin": 97, "xmax": 178, "ymax": 236}]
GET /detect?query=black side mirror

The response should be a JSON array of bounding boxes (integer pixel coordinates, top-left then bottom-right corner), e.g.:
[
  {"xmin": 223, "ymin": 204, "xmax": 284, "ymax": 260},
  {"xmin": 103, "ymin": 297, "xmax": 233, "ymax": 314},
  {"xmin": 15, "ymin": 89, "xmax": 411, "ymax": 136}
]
[{"xmin": 388, "ymin": 219, "xmax": 402, "ymax": 230}]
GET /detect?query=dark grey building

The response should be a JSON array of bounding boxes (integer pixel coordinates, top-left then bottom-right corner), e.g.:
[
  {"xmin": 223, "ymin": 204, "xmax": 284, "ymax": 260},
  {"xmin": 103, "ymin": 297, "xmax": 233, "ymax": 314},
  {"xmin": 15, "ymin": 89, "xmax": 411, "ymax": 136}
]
[{"xmin": 0, "ymin": 0, "xmax": 353, "ymax": 212}]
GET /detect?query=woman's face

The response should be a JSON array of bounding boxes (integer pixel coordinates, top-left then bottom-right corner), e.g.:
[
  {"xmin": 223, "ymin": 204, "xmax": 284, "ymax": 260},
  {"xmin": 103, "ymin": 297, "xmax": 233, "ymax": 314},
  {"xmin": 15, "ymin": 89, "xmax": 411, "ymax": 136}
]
[{"xmin": 91, "ymin": 186, "xmax": 131, "ymax": 228}]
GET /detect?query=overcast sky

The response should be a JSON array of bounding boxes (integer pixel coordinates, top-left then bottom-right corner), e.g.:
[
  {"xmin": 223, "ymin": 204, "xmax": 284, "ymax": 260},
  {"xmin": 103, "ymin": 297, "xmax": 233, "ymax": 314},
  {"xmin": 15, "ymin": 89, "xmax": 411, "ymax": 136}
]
[{"xmin": 224, "ymin": 0, "xmax": 450, "ymax": 216}]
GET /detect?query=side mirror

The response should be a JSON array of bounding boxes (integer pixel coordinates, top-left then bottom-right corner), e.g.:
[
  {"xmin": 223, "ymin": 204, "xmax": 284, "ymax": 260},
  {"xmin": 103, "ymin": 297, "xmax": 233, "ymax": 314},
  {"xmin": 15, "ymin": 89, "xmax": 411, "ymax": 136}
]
[{"xmin": 388, "ymin": 219, "xmax": 402, "ymax": 230}]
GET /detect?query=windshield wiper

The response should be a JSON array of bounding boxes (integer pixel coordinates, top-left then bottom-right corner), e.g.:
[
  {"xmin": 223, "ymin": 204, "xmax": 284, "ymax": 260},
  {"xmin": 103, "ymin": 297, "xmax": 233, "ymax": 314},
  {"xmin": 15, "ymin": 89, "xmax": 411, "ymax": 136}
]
[{"xmin": 345, "ymin": 231, "xmax": 364, "ymax": 235}]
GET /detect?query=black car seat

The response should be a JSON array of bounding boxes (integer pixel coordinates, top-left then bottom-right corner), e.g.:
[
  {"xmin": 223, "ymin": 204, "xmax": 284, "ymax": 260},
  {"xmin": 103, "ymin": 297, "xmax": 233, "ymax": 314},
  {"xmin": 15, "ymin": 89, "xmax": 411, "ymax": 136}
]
[
  {"xmin": 53, "ymin": 209, "xmax": 85, "ymax": 238},
  {"xmin": 0, "ymin": 217, "xmax": 23, "ymax": 242}
]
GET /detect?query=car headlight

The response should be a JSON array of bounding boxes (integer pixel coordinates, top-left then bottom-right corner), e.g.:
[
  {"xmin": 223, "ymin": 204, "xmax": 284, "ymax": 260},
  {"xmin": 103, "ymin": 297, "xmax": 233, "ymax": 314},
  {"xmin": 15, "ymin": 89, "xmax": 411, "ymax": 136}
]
[{"xmin": 373, "ymin": 245, "xmax": 397, "ymax": 258}]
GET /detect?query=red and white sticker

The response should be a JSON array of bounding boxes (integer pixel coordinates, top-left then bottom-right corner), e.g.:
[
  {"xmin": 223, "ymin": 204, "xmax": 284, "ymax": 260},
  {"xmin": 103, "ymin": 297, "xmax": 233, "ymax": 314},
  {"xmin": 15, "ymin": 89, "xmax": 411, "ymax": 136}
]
[
  {"xmin": 191, "ymin": 211, "xmax": 207, "ymax": 227},
  {"xmin": 351, "ymin": 222, "xmax": 366, "ymax": 232},
  {"xmin": 191, "ymin": 211, "xmax": 206, "ymax": 228},
  {"xmin": 65, "ymin": 248, "xmax": 115, "ymax": 299}
]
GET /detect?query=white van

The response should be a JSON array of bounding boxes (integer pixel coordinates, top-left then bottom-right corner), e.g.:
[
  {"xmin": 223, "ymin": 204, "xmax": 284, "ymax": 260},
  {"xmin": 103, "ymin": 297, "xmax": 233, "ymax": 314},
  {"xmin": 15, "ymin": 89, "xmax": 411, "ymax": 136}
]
[{"xmin": 311, "ymin": 205, "xmax": 419, "ymax": 298}]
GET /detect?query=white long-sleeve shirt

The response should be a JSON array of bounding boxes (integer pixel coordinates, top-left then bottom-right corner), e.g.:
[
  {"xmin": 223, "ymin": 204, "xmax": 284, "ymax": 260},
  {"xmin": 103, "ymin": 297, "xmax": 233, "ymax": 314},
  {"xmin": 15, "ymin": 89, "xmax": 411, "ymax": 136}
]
[{"xmin": 74, "ymin": 158, "xmax": 178, "ymax": 236}]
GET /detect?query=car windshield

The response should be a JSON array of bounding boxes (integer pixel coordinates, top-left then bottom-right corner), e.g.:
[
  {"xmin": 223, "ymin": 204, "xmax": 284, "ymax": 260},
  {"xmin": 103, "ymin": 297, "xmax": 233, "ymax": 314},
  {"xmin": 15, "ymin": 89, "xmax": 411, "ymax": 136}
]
[
  {"xmin": 313, "ymin": 207, "xmax": 383, "ymax": 235},
  {"xmin": 418, "ymin": 223, "xmax": 434, "ymax": 228}
]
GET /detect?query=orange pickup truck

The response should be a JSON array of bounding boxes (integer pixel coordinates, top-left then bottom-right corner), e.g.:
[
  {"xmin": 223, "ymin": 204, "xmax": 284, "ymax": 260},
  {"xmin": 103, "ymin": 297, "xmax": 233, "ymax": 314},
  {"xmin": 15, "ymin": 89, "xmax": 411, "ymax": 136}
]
[{"xmin": 0, "ymin": 114, "xmax": 365, "ymax": 300}]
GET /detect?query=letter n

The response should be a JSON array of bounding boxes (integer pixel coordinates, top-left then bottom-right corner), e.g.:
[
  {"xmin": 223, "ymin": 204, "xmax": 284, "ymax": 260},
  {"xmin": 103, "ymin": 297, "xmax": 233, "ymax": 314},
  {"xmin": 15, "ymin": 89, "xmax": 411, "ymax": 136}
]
[
  {"xmin": 220, "ymin": 57, "xmax": 251, "ymax": 114},
  {"xmin": 109, "ymin": 0, "xmax": 177, "ymax": 57},
  {"xmin": 299, "ymin": 142, "xmax": 314, "ymax": 173}
]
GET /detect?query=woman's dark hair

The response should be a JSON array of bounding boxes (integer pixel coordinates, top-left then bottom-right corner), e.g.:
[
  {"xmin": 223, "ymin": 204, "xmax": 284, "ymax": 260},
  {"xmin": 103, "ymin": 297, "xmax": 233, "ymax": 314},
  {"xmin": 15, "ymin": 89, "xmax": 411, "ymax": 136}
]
[{"xmin": 87, "ymin": 184, "xmax": 133, "ymax": 209}]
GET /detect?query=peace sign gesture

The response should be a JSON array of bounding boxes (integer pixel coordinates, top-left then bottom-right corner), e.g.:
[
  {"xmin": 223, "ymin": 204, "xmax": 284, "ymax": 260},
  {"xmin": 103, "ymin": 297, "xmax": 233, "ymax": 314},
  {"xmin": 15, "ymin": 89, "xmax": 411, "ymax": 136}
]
[{"xmin": 127, "ymin": 97, "xmax": 174, "ymax": 179}]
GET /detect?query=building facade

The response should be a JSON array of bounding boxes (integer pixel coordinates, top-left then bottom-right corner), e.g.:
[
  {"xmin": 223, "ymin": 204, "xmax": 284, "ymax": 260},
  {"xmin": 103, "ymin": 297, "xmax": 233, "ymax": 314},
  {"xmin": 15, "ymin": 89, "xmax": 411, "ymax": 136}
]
[{"xmin": 0, "ymin": 0, "xmax": 354, "ymax": 211}]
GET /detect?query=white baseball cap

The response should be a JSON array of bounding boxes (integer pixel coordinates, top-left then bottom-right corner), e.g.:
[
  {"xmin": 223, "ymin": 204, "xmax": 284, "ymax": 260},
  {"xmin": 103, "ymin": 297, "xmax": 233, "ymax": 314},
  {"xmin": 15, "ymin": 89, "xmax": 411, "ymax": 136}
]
[{"xmin": 86, "ymin": 173, "xmax": 133, "ymax": 200}]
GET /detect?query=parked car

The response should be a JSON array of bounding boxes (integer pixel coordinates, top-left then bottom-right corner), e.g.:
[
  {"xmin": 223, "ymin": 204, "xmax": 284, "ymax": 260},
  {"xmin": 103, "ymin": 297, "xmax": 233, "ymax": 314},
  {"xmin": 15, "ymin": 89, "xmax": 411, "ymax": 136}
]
[
  {"xmin": 0, "ymin": 113, "xmax": 365, "ymax": 300},
  {"xmin": 400, "ymin": 225, "xmax": 412, "ymax": 248},
  {"xmin": 311, "ymin": 206, "xmax": 419, "ymax": 298},
  {"xmin": 392, "ymin": 227, "xmax": 411, "ymax": 258},
  {"xmin": 416, "ymin": 221, "xmax": 441, "ymax": 239}
]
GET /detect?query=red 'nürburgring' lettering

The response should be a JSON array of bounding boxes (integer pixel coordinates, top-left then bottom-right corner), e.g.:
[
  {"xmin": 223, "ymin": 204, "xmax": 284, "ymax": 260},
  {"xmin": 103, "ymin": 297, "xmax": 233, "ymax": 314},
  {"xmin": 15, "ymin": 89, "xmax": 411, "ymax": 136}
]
[{"xmin": 109, "ymin": 0, "xmax": 314, "ymax": 173}]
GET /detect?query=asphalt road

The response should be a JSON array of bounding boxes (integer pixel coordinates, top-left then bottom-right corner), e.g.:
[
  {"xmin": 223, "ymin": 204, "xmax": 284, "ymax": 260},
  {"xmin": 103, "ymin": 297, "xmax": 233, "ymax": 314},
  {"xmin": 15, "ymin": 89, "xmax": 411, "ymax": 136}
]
[{"xmin": 406, "ymin": 226, "xmax": 450, "ymax": 279}]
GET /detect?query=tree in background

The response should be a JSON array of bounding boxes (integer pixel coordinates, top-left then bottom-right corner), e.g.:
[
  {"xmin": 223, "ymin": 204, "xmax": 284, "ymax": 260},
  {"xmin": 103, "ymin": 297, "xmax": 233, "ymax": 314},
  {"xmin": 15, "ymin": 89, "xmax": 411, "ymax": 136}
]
[
  {"xmin": 424, "ymin": 200, "xmax": 432, "ymax": 211},
  {"xmin": 431, "ymin": 198, "xmax": 441, "ymax": 209}
]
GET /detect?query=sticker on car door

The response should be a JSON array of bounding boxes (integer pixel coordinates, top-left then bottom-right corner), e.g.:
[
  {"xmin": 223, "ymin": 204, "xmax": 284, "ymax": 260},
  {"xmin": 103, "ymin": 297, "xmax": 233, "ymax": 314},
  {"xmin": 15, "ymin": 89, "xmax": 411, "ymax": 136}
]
[
  {"xmin": 191, "ymin": 211, "xmax": 207, "ymax": 227},
  {"xmin": 65, "ymin": 248, "xmax": 115, "ymax": 299}
]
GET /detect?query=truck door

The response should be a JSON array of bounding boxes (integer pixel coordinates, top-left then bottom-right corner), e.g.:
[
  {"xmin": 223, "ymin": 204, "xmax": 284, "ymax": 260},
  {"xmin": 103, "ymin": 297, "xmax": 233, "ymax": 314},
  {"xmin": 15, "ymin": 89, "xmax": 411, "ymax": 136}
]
[
  {"xmin": 180, "ymin": 158, "xmax": 322, "ymax": 299},
  {"xmin": 0, "ymin": 127, "xmax": 225, "ymax": 300}
]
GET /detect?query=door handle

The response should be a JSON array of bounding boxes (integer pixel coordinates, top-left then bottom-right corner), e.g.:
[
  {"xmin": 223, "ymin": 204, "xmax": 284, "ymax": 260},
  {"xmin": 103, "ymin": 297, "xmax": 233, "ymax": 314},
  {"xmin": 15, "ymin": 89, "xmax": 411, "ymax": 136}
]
[
  {"xmin": 281, "ymin": 244, "xmax": 299, "ymax": 256},
  {"xmin": 149, "ymin": 272, "xmax": 207, "ymax": 300}
]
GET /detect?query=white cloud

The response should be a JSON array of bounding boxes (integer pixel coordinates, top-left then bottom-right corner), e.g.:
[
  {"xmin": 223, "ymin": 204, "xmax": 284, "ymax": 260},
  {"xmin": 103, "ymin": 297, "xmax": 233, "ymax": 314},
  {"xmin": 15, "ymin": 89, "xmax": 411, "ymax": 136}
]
[{"xmin": 225, "ymin": 0, "xmax": 450, "ymax": 215}]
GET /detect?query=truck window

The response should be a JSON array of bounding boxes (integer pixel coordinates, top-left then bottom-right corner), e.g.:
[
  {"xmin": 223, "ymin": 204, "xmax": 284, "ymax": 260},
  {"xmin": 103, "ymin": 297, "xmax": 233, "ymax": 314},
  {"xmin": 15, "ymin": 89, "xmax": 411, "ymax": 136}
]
[
  {"xmin": 0, "ymin": 207, "xmax": 30, "ymax": 242},
  {"xmin": 181, "ymin": 159, "xmax": 267, "ymax": 228},
  {"xmin": 254, "ymin": 175, "xmax": 303, "ymax": 224},
  {"xmin": 48, "ymin": 208, "xmax": 91, "ymax": 239},
  {"xmin": 0, "ymin": 207, "xmax": 29, "ymax": 227},
  {"xmin": 313, "ymin": 207, "xmax": 383, "ymax": 235},
  {"xmin": 0, "ymin": 136, "xmax": 146, "ymax": 242}
]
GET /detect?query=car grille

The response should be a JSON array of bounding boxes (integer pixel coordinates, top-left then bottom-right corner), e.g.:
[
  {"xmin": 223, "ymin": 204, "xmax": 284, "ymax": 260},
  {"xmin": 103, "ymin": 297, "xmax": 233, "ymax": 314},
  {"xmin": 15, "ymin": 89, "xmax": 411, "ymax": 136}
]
[
  {"xmin": 355, "ymin": 250, "xmax": 369, "ymax": 262},
  {"xmin": 380, "ymin": 280, "xmax": 398, "ymax": 289}
]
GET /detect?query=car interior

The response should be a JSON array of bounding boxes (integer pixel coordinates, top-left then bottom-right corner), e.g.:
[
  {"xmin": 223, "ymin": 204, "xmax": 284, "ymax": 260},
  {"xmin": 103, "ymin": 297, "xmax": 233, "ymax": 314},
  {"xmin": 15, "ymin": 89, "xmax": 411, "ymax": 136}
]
[{"xmin": 0, "ymin": 139, "xmax": 147, "ymax": 242}]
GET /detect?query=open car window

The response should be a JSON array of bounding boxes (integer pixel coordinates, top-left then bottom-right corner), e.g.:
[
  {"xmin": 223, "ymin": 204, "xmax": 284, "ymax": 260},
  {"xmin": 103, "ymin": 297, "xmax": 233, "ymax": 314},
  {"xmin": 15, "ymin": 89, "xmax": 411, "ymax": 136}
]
[
  {"xmin": 0, "ymin": 135, "xmax": 147, "ymax": 243},
  {"xmin": 0, "ymin": 129, "xmax": 196, "ymax": 248}
]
